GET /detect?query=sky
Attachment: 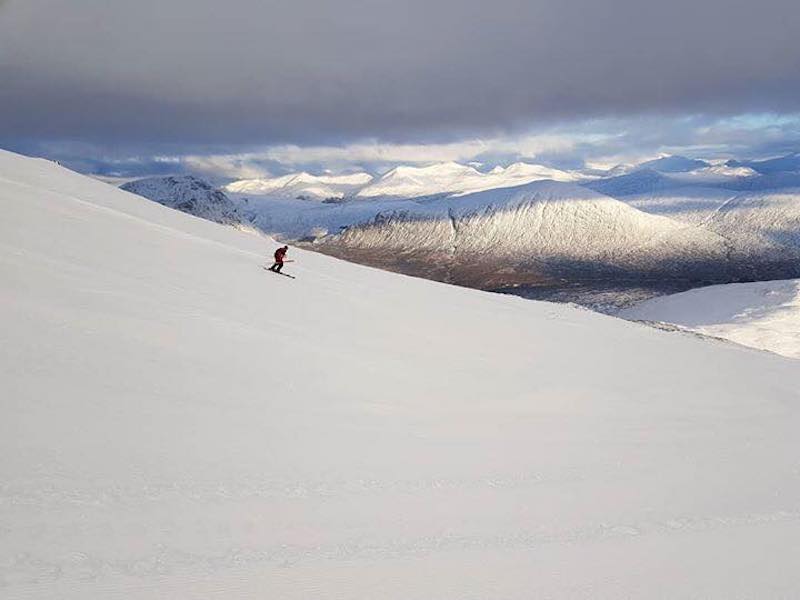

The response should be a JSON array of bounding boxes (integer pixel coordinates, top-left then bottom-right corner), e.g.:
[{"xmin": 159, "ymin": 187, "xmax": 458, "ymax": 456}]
[{"xmin": 1, "ymin": 0, "xmax": 800, "ymax": 178}]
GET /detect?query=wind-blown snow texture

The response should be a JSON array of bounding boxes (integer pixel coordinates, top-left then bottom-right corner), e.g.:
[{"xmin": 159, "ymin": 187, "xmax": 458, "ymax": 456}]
[
  {"xmin": 621, "ymin": 279, "xmax": 800, "ymax": 359},
  {"xmin": 3, "ymin": 148, "xmax": 800, "ymax": 598}
]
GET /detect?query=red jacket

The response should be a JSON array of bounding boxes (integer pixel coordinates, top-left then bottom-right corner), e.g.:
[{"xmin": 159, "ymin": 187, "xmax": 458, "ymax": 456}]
[{"xmin": 274, "ymin": 247, "xmax": 287, "ymax": 263}]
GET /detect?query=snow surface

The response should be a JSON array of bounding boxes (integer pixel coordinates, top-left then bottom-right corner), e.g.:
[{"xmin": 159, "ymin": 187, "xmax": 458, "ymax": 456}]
[
  {"xmin": 620, "ymin": 279, "xmax": 800, "ymax": 359},
  {"xmin": 3, "ymin": 148, "xmax": 800, "ymax": 598}
]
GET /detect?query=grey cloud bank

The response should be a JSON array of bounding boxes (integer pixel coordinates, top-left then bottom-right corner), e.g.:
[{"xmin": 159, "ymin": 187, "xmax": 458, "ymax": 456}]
[{"xmin": 1, "ymin": 0, "xmax": 800, "ymax": 151}]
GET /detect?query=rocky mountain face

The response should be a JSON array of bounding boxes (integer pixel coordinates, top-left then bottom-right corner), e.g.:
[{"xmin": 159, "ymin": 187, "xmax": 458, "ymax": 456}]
[{"xmin": 121, "ymin": 176, "xmax": 242, "ymax": 225}]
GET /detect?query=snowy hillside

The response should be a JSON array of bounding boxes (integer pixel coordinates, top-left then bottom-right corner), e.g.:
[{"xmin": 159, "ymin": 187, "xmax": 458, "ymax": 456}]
[
  {"xmin": 621, "ymin": 279, "xmax": 800, "ymax": 359},
  {"xmin": 121, "ymin": 175, "xmax": 242, "ymax": 225},
  {"xmin": 585, "ymin": 164, "xmax": 800, "ymax": 268},
  {"xmin": 320, "ymin": 180, "xmax": 731, "ymax": 286},
  {"xmin": 3, "ymin": 148, "xmax": 800, "ymax": 598},
  {"xmin": 224, "ymin": 171, "xmax": 373, "ymax": 200},
  {"xmin": 604, "ymin": 185, "xmax": 736, "ymax": 225},
  {"xmin": 701, "ymin": 189, "xmax": 800, "ymax": 265},
  {"xmin": 585, "ymin": 168, "xmax": 688, "ymax": 197}
]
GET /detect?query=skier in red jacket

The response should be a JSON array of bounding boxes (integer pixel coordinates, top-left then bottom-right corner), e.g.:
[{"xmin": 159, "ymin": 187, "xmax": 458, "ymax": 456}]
[{"xmin": 269, "ymin": 245, "xmax": 289, "ymax": 273}]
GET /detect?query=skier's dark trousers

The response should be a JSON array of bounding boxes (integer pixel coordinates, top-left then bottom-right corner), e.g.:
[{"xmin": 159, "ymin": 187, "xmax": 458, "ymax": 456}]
[{"xmin": 270, "ymin": 246, "xmax": 289, "ymax": 272}]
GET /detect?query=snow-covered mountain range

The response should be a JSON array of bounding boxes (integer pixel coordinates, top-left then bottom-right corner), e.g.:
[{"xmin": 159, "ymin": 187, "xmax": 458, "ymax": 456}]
[
  {"xmin": 224, "ymin": 171, "xmax": 373, "ymax": 201},
  {"xmin": 116, "ymin": 151, "xmax": 800, "ymax": 291},
  {"xmin": 223, "ymin": 161, "xmax": 578, "ymax": 202},
  {"xmin": 355, "ymin": 161, "xmax": 578, "ymax": 198},
  {"xmin": 4, "ymin": 148, "xmax": 800, "ymax": 598}
]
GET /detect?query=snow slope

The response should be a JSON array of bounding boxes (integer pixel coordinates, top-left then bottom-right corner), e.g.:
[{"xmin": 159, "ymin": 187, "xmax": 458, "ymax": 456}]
[
  {"xmin": 702, "ymin": 189, "xmax": 800, "ymax": 263},
  {"xmin": 3, "ymin": 148, "xmax": 800, "ymax": 598},
  {"xmin": 325, "ymin": 180, "xmax": 730, "ymax": 283},
  {"xmin": 121, "ymin": 175, "xmax": 242, "ymax": 225},
  {"xmin": 612, "ymin": 187, "xmax": 737, "ymax": 225},
  {"xmin": 620, "ymin": 279, "xmax": 800, "ymax": 359},
  {"xmin": 585, "ymin": 168, "xmax": 688, "ymax": 197}
]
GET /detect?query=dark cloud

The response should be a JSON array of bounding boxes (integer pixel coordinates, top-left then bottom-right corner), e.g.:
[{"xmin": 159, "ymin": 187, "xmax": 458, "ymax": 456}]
[{"xmin": 1, "ymin": 0, "xmax": 799, "ymax": 151}]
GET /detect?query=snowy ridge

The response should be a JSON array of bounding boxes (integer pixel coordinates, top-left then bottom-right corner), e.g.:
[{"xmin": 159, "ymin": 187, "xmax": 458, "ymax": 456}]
[
  {"xmin": 224, "ymin": 171, "xmax": 373, "ymax": 200},
  {"xmin": 586, "ymin": 169, "xmax": 693, "ymax": 197},
  {"xmin": 729, "ymin": 152, "xmax": 800, "ymax": 175},
  {"xmin": 221, "ymin": 161, "xmax": 578, "ymax": 204},
  {"xmin": 620, "ymin": 279, "xmax": 800, "ymax": 358},
  {"xmin": 691, "ymin": 164, "xmax": 760, "ymax": 179},
  {"xmin": 638, "ymin": 154, "xmax": 710, "ymax": 172},
  {"xmin": 3, "ymin": 148, "xmax": 800, "ymax": 597},
  {"xmin": 121, "ymin": 175, "xmax": 242, "ymax": 225},
  {"xmin": 356, "ymin": 161, "xmax": 578, "ymax": 198}
]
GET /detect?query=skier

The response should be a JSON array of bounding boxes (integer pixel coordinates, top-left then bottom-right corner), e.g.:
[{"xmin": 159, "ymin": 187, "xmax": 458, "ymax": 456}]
[{"xmin": 269, "ymin": 245, "xmax": 290, "ymax": 273}]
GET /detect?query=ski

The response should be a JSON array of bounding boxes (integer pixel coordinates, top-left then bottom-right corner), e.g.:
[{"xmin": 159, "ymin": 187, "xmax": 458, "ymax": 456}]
[{"xmin": 263, "ymin": 266, "xmax": 296, "ymax": 279}]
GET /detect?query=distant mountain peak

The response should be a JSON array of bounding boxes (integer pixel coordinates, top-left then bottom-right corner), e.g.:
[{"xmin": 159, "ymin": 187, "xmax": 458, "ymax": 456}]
[
  {"xmin": 639, "ymin": 155, "xmax": 710, "ymax": 173},
  {"xmin": 223, "ymin": 170, "xmax": 373, "ymax": 200},
  {"xmin": 121, "ymin": 175, "xmax": 242, "ymax": 225}
]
